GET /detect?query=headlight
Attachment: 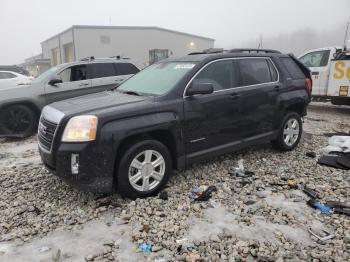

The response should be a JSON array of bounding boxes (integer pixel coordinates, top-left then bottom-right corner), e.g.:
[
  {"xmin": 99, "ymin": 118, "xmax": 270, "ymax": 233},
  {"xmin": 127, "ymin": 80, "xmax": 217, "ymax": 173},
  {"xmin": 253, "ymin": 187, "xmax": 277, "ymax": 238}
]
[{"xmin": 62, "ymin": 115, "xmax": 98, "ymax": 142}]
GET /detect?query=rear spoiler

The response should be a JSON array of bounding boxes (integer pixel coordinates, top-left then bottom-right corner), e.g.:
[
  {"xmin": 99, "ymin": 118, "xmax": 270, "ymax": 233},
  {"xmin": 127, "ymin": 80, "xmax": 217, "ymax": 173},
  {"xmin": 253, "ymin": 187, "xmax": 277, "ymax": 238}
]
[{"xmin": 287, "ymin": 54, "xmax": 311, "ymax": 78}]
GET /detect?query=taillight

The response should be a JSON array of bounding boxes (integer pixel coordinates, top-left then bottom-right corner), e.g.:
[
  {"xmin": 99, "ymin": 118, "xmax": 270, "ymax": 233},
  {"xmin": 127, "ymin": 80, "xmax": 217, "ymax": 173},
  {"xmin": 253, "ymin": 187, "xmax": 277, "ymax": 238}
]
[{"xmin": 305, "ymin": 78, "xmax": 312, "ymax": 93}]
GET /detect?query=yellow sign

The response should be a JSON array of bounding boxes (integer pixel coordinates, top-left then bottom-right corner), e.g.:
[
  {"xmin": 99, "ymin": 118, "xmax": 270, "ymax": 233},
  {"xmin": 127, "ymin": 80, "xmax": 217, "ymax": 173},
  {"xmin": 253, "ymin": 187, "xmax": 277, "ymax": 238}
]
[{"xmin": 339, "ymin": 86, "xmax": 349, "ymax": 97}]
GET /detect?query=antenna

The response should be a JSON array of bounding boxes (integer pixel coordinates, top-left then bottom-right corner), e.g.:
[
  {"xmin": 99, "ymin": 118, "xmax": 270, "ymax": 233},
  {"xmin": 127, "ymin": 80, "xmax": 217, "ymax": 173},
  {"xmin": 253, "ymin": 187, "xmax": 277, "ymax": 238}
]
[{"xmin": 343, "ymin": 20, "xmax": 349, "ymax": 51}]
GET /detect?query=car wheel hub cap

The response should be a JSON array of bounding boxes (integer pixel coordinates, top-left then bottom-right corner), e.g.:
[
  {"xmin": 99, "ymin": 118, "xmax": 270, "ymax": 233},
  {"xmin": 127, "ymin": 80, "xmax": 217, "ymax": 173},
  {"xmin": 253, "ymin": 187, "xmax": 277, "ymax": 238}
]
[
  {"xmin": 128, "ymin": 150, "xmax": 165, "ymax": 192},
  {"xmin": 283, "ymin": 118, "xmax": 300, "ymax": 146}
]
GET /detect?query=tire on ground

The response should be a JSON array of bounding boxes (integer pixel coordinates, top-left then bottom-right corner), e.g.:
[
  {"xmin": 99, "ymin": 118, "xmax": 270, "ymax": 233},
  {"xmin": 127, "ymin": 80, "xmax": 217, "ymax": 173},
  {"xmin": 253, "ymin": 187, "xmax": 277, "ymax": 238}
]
[
  {"xmin": 271, "ymin": 111, "xmax": 302, "ymax": 151},
  {"xmin": 0, "ymin": 104, "xmax": 37, "ymax": 137},
  {"xmin": 116, "ymin": 139, "xmax": 172, "ymax": 199}
]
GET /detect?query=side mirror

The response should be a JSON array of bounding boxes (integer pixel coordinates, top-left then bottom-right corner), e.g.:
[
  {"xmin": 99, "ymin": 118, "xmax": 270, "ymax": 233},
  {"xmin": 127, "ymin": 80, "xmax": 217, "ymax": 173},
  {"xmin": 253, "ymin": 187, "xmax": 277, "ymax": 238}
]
[
  {"xmin": 48, "ymin": 78, "xmax": 62, "ymax": 86},
  {"xmin": 186, "ymin": 82, "xmax": 214, "ymax": 96}
]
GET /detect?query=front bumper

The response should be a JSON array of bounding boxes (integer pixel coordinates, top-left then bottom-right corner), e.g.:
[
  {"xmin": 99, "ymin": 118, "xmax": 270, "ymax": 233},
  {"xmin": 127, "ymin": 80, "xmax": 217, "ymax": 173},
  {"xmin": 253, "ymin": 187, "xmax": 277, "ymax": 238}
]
[{"xmin": 39, "ymin": 142, "xmax": 115, "ymax": 193}]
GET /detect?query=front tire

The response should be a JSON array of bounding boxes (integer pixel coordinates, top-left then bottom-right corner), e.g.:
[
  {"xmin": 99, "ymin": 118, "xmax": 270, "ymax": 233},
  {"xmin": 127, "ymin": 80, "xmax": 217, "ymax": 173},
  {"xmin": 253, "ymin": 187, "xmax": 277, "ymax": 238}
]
[
  {"xmin": 0, "ymin": 104, "xmax": 37, "ymax": 137},
  {"xmin": 116, "ymin": 139, "xmax": 172, "ymax": 199},
  {"xmin": 271, "ymin": 112, "xmax": 302, "ymax": 151}
]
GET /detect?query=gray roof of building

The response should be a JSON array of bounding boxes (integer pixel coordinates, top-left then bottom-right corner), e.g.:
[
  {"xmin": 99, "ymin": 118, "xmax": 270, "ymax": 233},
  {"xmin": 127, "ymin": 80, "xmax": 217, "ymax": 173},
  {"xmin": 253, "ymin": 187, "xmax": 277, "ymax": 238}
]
[{"xmin": 41, "ymin": 25, "xmax": 215, "ymax": 44}]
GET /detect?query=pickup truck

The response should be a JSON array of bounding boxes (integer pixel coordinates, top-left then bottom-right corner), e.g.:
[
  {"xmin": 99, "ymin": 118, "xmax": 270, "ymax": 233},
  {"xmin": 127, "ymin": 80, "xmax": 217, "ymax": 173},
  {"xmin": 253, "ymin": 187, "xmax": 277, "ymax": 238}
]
[
  {"xmin": 298, "ymin": 46, "xmax": 350, "ymax": 105},
  {"xmin": 38, "ymin": 49, "xmax": 311, "ymax": 199}
]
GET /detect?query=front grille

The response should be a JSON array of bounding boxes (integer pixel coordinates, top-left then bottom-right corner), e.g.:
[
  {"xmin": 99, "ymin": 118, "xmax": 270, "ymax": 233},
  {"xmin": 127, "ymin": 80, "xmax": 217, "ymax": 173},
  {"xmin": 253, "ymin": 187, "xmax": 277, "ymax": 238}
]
[{"xmin": 38, "ymin": 117, "xmax": 58, "ymax": 152}]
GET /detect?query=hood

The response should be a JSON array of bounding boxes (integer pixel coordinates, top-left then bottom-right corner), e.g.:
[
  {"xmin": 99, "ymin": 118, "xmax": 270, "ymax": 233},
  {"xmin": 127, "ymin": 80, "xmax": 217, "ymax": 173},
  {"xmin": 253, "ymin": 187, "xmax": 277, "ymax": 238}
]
[
  {"xmin": 0, "ymin": 83, "xmax": 43, "ymax": 101},
  {"xmin": 49, "ymin": 91, "xmax": 150, "ymax": 116}
]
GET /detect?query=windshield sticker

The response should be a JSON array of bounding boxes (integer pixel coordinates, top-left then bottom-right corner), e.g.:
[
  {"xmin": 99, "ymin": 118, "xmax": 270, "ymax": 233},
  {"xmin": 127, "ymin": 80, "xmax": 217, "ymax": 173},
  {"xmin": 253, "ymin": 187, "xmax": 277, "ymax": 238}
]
[{"xmin": 174, "ymin": 64, "xmax": 195, "ymax": 69}]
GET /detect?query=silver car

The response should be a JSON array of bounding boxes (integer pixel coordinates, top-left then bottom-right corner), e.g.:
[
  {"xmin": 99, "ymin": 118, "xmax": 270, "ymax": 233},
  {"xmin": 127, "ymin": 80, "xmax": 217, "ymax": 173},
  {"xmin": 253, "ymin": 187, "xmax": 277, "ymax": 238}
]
[{"xmin": 0, "ymin": 58, "xmax": 139, "ymax": 137}]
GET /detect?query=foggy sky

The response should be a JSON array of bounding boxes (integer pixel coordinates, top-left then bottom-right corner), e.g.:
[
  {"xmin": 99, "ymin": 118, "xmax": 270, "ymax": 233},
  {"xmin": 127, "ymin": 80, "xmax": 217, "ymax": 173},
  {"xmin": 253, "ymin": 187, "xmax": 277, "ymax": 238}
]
[{"xmin": 0, "ymin": 0, "xmax": 349, "ymax": 64}]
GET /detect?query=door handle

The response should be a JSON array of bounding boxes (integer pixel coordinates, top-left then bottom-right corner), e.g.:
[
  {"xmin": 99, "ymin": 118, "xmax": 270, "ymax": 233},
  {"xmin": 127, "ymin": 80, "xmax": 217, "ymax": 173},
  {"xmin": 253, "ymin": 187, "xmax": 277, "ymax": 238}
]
[
  {"xmin": 79, "ymin": 83, "xmax": 89, "ymax": 87},
  {"xmin": 274, "ymin": 85, "xmax": 281, "ymax": 91},
  {"xmin": 230, "ymin": 93, "xmax": 241, "ymax": 100}
]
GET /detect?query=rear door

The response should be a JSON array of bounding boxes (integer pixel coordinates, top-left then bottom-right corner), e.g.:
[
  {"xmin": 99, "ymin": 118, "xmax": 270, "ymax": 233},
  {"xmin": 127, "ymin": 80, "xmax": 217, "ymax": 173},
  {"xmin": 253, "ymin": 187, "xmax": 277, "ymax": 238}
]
[
  {"xmin": 88, "ymin": 62, "xmax": 119, "ymax": 92},
  {"xmin": 235, "ymin": 58, "xmax": 280, "ymax": 139},
  {"xmin": 299, "ymin": 50, "xmax": 330, "ymax": 96},
  {"xmin": 45, "ymin": 64, "xmax": 92, "ymax": 104}
]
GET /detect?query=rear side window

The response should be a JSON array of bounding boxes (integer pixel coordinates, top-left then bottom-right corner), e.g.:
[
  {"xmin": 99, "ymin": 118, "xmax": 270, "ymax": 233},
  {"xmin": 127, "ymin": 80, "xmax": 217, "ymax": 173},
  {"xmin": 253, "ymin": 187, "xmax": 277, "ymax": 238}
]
[
  {"xmin": 193, "ymin": 60, "xmax": 234, "ymax": 91},
  {"xmin": 116, "ymin": 63, "xmax": 139, "ymax": 75},
  {"xmin": 280, "ymin": 57, "xmax": 304, "ymax": 79},
  {"xmin": 238, "ymin": 59, "xmax": 272, "ymax": 85},
  {"xmin": 299, "ymin": 50, "xmax": 330, "ymax": 67},
  {"xmin": 268, "ymin": 60, "xmax": 278, "ymax": 82},
  {"xmin": 90, "ymin": 63, "xmax": 117, "ymax": 78}
]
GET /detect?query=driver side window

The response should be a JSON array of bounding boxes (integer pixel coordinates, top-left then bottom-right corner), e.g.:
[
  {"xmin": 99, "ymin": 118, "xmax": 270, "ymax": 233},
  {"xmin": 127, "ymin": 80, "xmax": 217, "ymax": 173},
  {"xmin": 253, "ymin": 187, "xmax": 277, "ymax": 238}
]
[
  {"xmin": 299, "ymin": 50, "xmax": 330, "ymax": 67},
  {"xmin": 58, "ymin": 65, "xmax": 87, "ymax": 82},
  {"xmin": 193, "ymin": 60, "xmax": 235, "ymax": 91}
]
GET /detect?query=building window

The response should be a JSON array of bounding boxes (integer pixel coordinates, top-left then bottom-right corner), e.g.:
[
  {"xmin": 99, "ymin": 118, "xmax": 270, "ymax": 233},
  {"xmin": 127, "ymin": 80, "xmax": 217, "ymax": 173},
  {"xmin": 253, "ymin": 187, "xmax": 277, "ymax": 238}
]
[{"xmin": 100, "ymin": 35, "xmax": 111, "ymax": 44}]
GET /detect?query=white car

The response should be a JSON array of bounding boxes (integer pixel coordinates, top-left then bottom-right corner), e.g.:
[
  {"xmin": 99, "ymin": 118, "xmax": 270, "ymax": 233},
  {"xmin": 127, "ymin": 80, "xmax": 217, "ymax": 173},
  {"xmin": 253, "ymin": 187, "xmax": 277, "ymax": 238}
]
[{"xmin": 0, "ymin": 71, "xmax": 34, "ymax": 90}]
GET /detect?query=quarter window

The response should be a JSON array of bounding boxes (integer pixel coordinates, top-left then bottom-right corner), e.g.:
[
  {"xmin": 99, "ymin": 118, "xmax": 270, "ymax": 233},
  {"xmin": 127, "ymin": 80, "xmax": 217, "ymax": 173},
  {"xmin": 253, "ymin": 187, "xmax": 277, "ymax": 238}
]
[
  {"xmin": 193, "ymin": 60, "xmax": 234, "ymax": 91},
  {"xmin": 90, "ymin": 63, "xmax": 116, "ymax": 78},
  {"xmin": 238, "ymin": 59, "xmax": 272, "ymax": 85},
  {"xmin": 280, "ymin": 57, "xmax": 304, "ymax": 79},
  {"xmin": 116, "ymin": 63, "xmax": 139, "ymax": 75}
]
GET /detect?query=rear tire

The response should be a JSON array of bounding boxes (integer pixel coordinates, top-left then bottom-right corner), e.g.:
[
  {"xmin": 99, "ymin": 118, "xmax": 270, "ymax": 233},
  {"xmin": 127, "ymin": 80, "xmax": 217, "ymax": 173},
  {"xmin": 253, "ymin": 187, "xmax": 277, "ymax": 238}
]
[
  {"xmin": 0, "ymin": 104, "xmax": 37, "ymax": 137},
  {"xmin": 116, "ymin": 139, "xmax": 172, "ymax": 199},
  {"xmin": 271, "ymin": 112, "xmax": 302, "ymax": 151}
]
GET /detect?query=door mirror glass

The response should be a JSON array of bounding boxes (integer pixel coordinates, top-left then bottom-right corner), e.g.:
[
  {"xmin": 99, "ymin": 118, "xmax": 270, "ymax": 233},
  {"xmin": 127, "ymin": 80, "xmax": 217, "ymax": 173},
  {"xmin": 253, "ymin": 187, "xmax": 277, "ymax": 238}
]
[
  {"xmin": 48, "ymin": 78, "xmax": 62, "ymax": 86},
  {"xmin": 187, "ymin": 82, "xmax": 214, "ymax": 96}
]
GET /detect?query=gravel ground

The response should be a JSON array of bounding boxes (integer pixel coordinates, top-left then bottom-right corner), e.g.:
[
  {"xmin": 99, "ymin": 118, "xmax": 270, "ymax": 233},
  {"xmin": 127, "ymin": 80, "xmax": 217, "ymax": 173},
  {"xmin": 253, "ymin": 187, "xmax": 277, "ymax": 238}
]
[{"xmin": 0, "ymin": 102, "xmax": 350, "ymax": 262}]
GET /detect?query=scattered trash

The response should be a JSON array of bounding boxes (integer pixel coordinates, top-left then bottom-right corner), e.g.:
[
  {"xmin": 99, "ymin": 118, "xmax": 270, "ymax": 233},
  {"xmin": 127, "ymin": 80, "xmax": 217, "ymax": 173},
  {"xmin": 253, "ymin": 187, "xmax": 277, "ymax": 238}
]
[
  {"xmin": 270, "ymin": 179, "xmax": 298, "ymax": 189},
  {"xmin": 194, "ymin": 186, "xmax": 217, "ymax": 202},
  {"xmin": 229, "ymin": 159, "xmax": 255, "ymax": 178},
  {"xmin": 318, "ymin": 155, "xmax": 349, "ymax": 170},
  {"xmin": 307, "ymin": 199, "xmax": 333, "ymax": 214},
  {"xmin": 306, "ymin": 151, "xmax": 316, "ymax": 158},
  {"xmin": 333, "ymin": 207, "xmax": 350, "ymax": 216},
  {"xmin": 308, "ymin": 227, "xmax": 335, "ymax": 241},
  {"xmin": 325, "ymin": 201, "xmax": 350, "ymax": 209},
  {"xmin": 139, "ymin": 243, "xmax": 152, "ymax": 253},
  {"xmin": 303, "ymin": 186, "xmax": 319, "ymax": 199},
  {"xmin": 323, "ymin": 136, "xmax": 350, "ymax": 154},
  {"xmin": 176, "ymin": 238, "xmax": 188, "ymax": 244},
  {"xmin": 323, "ymin": 131, "xmax": 350, "ymax": 137},
  {"xmin": 244, "ymin": 200, "xmax": 256, "ymax": 205},
  {"xmin": 336, "ymin": 153, "xmax": 350, "ymax": 169},
  {"xmin": 159, "ymin": 191, "xmax": 168, "ymax": 200},
  {"xmin": 38, "ymin": 246, "xmax": 51, "ymax": 253}
]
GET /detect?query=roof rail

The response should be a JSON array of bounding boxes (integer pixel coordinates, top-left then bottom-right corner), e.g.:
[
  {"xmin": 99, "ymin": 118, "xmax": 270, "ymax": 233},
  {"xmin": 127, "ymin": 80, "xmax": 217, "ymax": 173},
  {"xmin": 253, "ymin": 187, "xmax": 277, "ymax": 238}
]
[
  {"xmin": 188, "ymin": 48, "xmax": 225, "ymax": 55},
  {"xmin": 80, "ymin": 56, "xmax": 95, "ymax": 61},
  {"xmin": 229, "ymin": 48, "xmax": 281, "ymax": 54}
]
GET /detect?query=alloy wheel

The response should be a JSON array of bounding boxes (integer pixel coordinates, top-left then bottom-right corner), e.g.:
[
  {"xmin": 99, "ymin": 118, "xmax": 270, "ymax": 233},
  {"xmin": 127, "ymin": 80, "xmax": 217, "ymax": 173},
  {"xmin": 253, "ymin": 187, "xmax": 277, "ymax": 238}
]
[{"xmin": 283, "ymin": 118, "xmax": 300, "ymax": 146}]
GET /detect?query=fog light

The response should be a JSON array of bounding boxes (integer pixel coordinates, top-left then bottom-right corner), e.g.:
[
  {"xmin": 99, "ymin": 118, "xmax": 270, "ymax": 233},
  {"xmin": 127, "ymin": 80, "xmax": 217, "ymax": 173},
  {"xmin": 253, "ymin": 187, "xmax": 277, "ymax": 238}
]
[{"xmin": 71, "ymin": 154, "xmax": 79, "ymax": 174}]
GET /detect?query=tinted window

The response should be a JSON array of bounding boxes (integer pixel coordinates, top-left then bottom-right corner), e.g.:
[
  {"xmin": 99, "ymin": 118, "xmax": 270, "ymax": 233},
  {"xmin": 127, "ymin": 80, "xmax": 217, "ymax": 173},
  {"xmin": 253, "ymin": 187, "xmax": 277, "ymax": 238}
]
[
  {"xmin": 0, "ymin": 72, "xmax": 17, "ymax": 79},
  {"xmin": 90, "ymin": 63, "xmax": 116, "ymax": 78},
  {"xmin": 268, "ymin": 60, "xmax": 278, "ymax": 82},
  {"xmin": 58, "ymin": 65, "xmax": 87, "ymax": 82},
  {"xmin": 299, "ymin": 50, "xmax": 330, "ymax": 67},
  {"xmin": 238, "ymin": 59, "xmax": 272, "ymax": 85},
  {"xmin": 116, "ymin": 63, "xmax": 139, "ymax": 75},
  {"xmin": 193, "ymin": 60, "xmax": 234, "ymax": 91},
  {"xmin": 280, "ymin": 58, "xmax": 304, "ymax": 79}
]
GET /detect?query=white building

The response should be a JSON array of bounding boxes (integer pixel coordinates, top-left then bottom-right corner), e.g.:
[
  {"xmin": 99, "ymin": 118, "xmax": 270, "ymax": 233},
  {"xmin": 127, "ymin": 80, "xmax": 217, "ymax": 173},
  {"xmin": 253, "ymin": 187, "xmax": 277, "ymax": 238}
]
[{"xmin": 40, "ymin": 25, "xmax": 215, "ymax": 68}]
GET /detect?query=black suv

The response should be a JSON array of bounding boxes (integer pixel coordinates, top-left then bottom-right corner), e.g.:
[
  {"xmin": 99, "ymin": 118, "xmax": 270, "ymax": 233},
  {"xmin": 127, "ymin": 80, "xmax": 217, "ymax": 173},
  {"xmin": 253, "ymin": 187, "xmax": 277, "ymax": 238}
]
[{"xmin": 38, "ymin": 49, "xmax": 311, "ymax": 199}]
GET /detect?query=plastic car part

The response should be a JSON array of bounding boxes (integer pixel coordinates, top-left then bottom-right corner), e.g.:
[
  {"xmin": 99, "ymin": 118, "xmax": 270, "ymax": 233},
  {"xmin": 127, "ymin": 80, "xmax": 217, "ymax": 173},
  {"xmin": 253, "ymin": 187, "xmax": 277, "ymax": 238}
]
[
  {"xmin": 194, "ymin": 185, "xmax": 217, "ymax": 202},
  {"xmin": 307, "ymin": 199, "xmax": 333, "ymax": 214},
  {"xmin": 303, "ymin": 186, "xmax": 319, "ymax": 199},
  {"xmin": 318, "ymin": 155, "xmax": 349, "ymax": 170},
  {"xmin": 307, "ymin": 227, "xmax": 335, "ymax": 241}
]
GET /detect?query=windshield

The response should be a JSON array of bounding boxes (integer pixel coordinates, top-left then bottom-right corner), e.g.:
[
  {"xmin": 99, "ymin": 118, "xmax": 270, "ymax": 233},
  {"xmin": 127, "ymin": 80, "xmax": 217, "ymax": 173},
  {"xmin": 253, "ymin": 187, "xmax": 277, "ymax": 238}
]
[
  {"xmin": 117, "ymin": 62, "xmax": 196, "ymax": 96},
  {"xmin": 32, "ymin": 65, "xmax": 63, "ymax": 84}
]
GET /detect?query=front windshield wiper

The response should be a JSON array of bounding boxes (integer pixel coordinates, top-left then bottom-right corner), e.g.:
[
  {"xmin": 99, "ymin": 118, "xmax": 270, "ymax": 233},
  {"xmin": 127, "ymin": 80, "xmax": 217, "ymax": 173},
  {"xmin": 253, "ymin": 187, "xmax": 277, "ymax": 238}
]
[{"xmin": 117, "ymin": 90, "xmax": 142, "ymax": 96}]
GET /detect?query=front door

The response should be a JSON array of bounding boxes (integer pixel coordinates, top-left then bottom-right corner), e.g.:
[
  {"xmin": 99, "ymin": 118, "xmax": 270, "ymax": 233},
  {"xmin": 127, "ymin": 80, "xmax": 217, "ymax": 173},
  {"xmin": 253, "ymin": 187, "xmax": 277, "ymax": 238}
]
[
  {"xmin": 45, "ymin": 64, "xmax": 92, "ymax": 104},
  {"xmin": 184, "ymin": 59, "xmax": 241, "ymax": 157},
  {"xmin": 299, "ymin": 50, "xmax": 331, "ymax": 96}
]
